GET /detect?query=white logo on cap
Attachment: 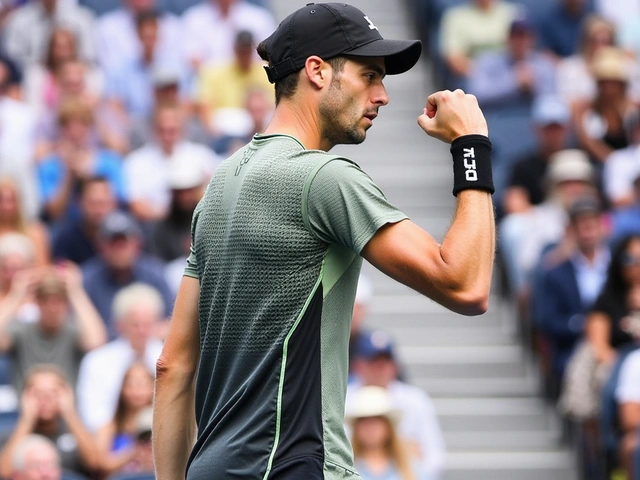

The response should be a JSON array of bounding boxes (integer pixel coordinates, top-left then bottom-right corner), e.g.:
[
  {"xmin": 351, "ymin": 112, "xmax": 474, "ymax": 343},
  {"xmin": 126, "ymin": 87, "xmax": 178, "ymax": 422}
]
[{"xmin": 364, "ymin": 16, "xmax": 378, "ymax": 30}]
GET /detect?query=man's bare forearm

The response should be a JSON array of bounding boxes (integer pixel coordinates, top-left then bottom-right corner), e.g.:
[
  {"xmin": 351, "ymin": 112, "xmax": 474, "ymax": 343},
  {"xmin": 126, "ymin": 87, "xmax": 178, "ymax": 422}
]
[{"xmin": 153, "ymin": 363, "xmax": 196, "ymax": 479}]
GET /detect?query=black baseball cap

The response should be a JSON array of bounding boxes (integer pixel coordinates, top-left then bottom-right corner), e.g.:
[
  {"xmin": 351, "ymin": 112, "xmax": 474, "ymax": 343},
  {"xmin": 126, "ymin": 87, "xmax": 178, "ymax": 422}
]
[{"xmin": 261, "ymin": 3, "xmax": 422, "ymax": 84}]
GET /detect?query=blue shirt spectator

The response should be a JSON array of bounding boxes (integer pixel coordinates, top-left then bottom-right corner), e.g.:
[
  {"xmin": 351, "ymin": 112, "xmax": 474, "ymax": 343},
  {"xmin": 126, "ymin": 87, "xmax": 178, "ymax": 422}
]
[
  {"xmin": 52, "ymin": 176, "xmax": 118, "ymax": 265},
  {"xmin": 38, "ymin": 149, "xmax": 125, "ymax": 222},
  {"xmin": 468, "ymin": 18, "xmax": 557, "ymax": 108},
  {"xmin": 535, "ymin": 197, "xmax": 609, "ymax": 379},
  {"xmin": 96, "ymin": 1, "xmax": 183, "ymax": 78},
  {"xmin": 612, "ymin": 204, "xmax": 640, "ymax": 246},
  {"xmin": 537, "ymin": 0, "xmax": 593, "ymax": 58},
  {"xmin": 105, "ymin": 10, "xmax": 188, "ymax": 120},
  {"xmin": 81, "ymin": 211, "xmax": 174, "ymax": 337}
]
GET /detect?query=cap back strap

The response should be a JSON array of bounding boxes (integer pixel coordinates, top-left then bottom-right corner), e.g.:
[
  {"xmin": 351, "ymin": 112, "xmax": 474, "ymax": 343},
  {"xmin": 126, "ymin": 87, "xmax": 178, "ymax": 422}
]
[{"xmin": 264, "ymin": 58, "xmax": 298, "ymax": 84}]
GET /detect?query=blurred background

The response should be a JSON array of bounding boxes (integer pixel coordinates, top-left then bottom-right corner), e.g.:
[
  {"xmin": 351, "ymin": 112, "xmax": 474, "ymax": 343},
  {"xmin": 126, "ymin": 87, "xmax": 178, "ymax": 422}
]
[{"xmin": 0, "ymin": 0, "xmax": 638, "ymax": 479}]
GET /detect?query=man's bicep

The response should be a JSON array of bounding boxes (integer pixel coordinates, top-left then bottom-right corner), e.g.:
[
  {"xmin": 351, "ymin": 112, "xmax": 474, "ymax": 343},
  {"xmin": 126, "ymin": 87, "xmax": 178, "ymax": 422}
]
[
  {"xmin": 361, "ymin": 220, "xmax": 450, "ymax": 302},
  {"xmin": 158, "ymin": 276, "xmax": 201, "ymax": 376}
]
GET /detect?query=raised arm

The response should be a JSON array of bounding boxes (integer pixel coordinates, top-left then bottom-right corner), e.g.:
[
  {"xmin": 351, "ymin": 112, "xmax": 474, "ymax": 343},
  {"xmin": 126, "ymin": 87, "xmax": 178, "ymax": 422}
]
[
  {"xmin": 60, "ymin": 262, "xmax": 107, "ymax": 352},
  {"xmin": 153, "ymin": 275, "xmax": 200, "ymax": 479},
  {"xmin": 362, "ymin": 90, "xmax": 495, "ymax": 316},
  {"xmin": 0, "ymin": 268, "xmax": 42, "ymax": 351}
]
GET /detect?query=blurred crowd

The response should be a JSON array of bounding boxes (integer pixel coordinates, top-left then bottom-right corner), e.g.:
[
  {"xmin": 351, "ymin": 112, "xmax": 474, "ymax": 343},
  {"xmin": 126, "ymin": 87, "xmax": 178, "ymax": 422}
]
[
  {"xmin": 0, "ymin": 0, "xmax": 280, "ymax": 478},
  {"xmin": 405, "ymin": 0, "xmax": 640, "ymax": 478},
  {"xmin": 0, "ymin": 1, "xmax": 451, "ymax": 480},
  {"xmin": 10, "ymin": 0, "xmax": 640, "ymax": 479}
]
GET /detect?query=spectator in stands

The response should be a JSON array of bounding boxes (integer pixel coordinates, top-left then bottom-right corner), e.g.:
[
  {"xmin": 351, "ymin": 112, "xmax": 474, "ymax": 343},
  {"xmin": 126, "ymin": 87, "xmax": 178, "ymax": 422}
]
[
  {"xmin": 95, "ymin": 362, "xmax": 154, "ymax": 476},
  {"xmin": 438, "ymin": 0, "xmax": 517, "ymax": 80},
  {"xmin": 0, "ymin": 178, "xmax": 49, "ymax": 266},
  {"xmin": 37, "ymin": 97, "xmax": 126, "ymax": 223},
  {"xmin": 96, "ymin": 0, "xmax": 182, "ymax": 77},
  {"xmin": 76, "ymin": 283, "xmax": 164, "ymax": 432},
  {"xmin": 128, "ymin": 65, "xmax": 211, "ymax": 151},
  {"xmin": 182, "ymin": 0, "xmax": 276, "ymax": 70},
  {"xmin": 7, "ymin": 434, "xmax": 62, "ymax": 480},
  {"xmin": 0, "ymin": 262, "xmax": 107, "ymax": 391},
  {"xmin": 124, "ymin": 102, "xmax": 218, "ymax": 222},
  {"xmin": 618, "ymin": 8, "xmax": 640, "ymax": 60},
  {"xmin": 81, "ymin": 211, "xmax": 174, "ymax": 333},
  {"xmin": 349, "ymin": 273, "xmax": 373, "ymax": 376},
  {"xmin": 197, "ymin": 30, "xmax": 272, "ymax": 134},
  {"xmin": 2, "ymin": 0, "xmax": 96, "ymax": 70},
  {"xmin": 23, "ymin": 27, "xmax": 104, "ymax": 118},
  {"xmin": 535, "ymin": 197, "xmax": 610, "ymax": 386},
  {"xmin": 52, "ymin": 176, "xmax": 117, "ymax": 265},
  {"xmin": 0, "ymin": 365, "xmax": 100, "ymax": 478},
  {"xmin": 467, "ymin": 16, "xmax": 556, "ymax": 109},
  {"xmin": 35, "ymin": 59, "xmax": 128, "ymax": 159},
  {"xmin": 557, "ymin": 15, "xmax": 616, "ymax": 106},
  {"xmin": 574, "ymin": 46, "xmax": 634, "ymax": 163},
  {"xmin": 538, "ymin": 0, "xmax": 593, "ymax": 59},
  {"xmin": 502, "ymin": 95, "xmax": 571, "ymax": 215},
  {"xmin": 346, "ymin": 386, "xmax": 430, "ymax": 480},
  {"xmin": 150, "ymin": 162, "xmax": 205, "ymax": 263},
  {"xmin": 126, "ymin": 406, "xmax": 154, "ymax": 475},
  {"xmin": 500, "ymin": 149, "xmax": 597, "ymax": 297},
  {"xmin": 604, "ymin": 108, "xmax": 640, "ymax": 208},
  {"xmin": 0, "ymin": 58, "xmax": 39, "ymax": 220},
  {"xmin": 615, "ymin": 339, "xmax": 640, "ymax": 478},
  {"xmin": 0, "ymin": 234, "xmax": 36, "ymax": 308},
  {"xmin": 211, "ymin": 87, "xmax": 273, "ymax": 156},
  {"xmin": 348, "ymin": 331, "xmax": 446, "ymax": 479},
  {"xmin": 611, "ymin": 172, "xmax": 640, "ymax": 244},
  {"xmin": 585, "ymin": 235, "xmax": 640, "ymax": 368},
  {"xmin": 595, "ymin": 0, "xmax": 640, "ymax": 32},
  {"xmin": 107, "ymin": 10, "xmax": 187, "ymax": 124}
]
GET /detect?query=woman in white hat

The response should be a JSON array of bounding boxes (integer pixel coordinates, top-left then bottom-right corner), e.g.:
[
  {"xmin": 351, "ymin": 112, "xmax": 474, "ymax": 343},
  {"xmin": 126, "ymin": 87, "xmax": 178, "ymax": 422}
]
[{"xmin": 347, "ymin": 386, "xmax": 429, "ymax": 480}]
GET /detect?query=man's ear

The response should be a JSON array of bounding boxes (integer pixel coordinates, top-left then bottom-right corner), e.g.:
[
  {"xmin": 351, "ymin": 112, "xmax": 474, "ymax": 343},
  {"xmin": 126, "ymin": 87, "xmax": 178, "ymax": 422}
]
[{"xmin": 304, "ymin": 55, "xmax": 332, "ymax": 89}]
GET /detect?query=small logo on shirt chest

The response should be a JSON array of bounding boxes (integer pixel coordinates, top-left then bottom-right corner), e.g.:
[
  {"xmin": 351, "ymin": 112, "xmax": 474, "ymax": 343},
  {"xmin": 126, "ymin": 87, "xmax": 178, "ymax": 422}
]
[{"xmin": 235, "ymin": 149, "xmax": 256, "ymax": 176}]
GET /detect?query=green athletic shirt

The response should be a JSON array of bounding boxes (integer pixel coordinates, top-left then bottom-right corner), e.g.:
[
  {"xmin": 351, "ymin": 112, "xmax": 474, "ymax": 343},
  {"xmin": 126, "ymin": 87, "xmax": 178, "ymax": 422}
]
[{"xmin": 183, "ymin": 134, "xmax": 407, "ymax": 479}]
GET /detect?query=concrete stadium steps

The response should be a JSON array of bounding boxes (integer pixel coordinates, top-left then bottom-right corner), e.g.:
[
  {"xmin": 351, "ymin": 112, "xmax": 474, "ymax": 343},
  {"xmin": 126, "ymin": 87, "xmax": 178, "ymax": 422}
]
[{"xmin": 268, "ymin": 0, "xmax": 578, "ymax": 479}]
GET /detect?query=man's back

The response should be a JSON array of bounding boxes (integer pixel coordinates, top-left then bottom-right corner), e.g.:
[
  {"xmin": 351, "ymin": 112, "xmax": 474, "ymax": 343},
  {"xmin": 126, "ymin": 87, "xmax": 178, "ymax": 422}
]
[{"xmin": 185, "ymin": 134, "xmax": 406, "ymax": 478}]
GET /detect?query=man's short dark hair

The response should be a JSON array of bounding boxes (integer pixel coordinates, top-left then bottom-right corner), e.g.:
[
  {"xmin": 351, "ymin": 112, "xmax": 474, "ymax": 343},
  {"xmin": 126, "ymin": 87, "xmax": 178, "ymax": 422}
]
[{"xmin": 257, "ymin": 40, "xmax": 347, "ymax": 105}]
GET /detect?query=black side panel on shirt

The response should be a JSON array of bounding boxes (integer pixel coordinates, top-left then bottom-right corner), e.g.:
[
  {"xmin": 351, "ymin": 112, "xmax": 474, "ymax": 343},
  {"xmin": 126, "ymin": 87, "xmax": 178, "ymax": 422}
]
[
  {"xmin": 272, "ymin": 284, "xmax": 324, "ymax": 469},
  {"xmin": 268, "ymin": 455, "xmax": 324, "ymax": 479}
]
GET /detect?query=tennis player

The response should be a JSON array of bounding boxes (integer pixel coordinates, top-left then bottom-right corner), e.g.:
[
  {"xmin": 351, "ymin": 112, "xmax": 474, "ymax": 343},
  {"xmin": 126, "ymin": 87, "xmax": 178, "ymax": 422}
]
[{"xmin": 153, "ymin": 3, "xmax": 495, "ymax": 479}]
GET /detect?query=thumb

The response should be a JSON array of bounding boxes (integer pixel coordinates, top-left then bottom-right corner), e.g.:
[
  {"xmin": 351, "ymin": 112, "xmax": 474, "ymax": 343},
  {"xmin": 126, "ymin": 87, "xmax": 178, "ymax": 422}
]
[{"xmin": 417, "ymin": 108, "xmax": 436, "ymax": 132}]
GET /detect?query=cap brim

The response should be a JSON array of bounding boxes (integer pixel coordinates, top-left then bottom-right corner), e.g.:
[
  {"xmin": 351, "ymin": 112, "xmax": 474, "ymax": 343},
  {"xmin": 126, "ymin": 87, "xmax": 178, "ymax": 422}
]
[{"xmin": 344, "ymin": 39, "xmax": 422, "ymax": 75}]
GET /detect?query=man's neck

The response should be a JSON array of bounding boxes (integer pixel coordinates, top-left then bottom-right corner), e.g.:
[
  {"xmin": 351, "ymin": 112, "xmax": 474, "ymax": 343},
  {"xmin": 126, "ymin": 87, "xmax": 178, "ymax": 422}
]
[{"xmin": 263, "ymin": 100, "xmax": 328, "ymax": 151}]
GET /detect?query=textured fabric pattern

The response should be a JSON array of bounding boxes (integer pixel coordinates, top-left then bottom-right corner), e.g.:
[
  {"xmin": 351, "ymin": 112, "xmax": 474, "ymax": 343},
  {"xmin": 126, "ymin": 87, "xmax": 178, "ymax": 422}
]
[{"xmin": 185, "ymin": 134, "xmax": 406, "ymax": 479}]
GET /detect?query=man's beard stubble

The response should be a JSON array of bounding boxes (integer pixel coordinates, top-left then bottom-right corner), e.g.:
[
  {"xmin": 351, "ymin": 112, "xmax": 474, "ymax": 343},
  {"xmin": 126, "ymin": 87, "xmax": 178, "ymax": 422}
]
[{"xmin": 318, "ymin": 76, "xmax": 367, "ymax": 149}]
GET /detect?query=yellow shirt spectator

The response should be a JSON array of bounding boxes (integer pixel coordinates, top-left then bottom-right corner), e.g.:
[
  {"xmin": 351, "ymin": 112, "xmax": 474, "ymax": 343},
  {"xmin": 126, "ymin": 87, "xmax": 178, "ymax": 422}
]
[{"xmin": 197, "ymin": 61, "xmax": 273, "ymax": 111}]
